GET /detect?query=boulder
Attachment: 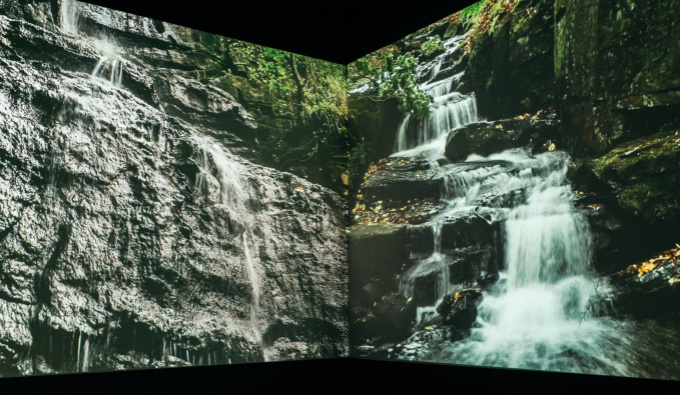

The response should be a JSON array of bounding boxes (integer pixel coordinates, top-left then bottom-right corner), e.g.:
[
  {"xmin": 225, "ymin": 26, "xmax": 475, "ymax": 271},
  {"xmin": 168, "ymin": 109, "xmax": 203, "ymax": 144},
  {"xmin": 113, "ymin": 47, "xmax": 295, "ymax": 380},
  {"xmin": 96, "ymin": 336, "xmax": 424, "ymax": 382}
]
[
  {"xmin": 437, "ymin": 287, "xmax": 483, "ymax": 328},
  {"xmin": 349, "ymin": 224, "xmax": 409, "ymax": 305},
  {"xmin": 464, "ymin": 0, "xmax": 556, "ymax": 120},
  {"xmin": 349, "ymin": 293, "xmax": 417, "ymax": 346},
  {"xmin": 588, "ymin": 131, "xmax": 680, "ymax": 228},
  {"xmin": 444, "ymin": 128, "xmax": 470, "ymax": 161},
  {"xmin": 607, "ymin": 256, "xmax": 680, "ymax": 319},
  {"xmin": 444, "ymin": 112, "xmax": 559, "ymax": 161}
]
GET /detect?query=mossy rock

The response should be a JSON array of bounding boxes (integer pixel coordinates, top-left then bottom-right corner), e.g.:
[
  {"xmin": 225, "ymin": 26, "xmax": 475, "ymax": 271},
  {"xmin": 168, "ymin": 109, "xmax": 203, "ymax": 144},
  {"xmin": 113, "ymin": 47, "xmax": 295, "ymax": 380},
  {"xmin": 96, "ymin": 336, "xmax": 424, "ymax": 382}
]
[{"xmin": 589, "ymin": 130, "xmax": 680, "ymax": 225}]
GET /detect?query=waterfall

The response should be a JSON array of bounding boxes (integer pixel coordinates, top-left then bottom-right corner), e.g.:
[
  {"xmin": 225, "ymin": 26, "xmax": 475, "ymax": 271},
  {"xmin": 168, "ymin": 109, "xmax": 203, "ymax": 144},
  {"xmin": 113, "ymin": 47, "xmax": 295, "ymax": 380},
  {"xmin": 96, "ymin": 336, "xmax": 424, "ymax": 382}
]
[
  {"xmin": 59, "ymin": 0, "xmax": 127, "ymax": 88},
  {"xmin": 388, "ymin": 33, "xmax": 644, "ymax": 375},
  {"xmin": 81, "ymin": 338, "xmax": 90, "ymax": 372},
  {"xmin": 399, "ymin": 223, "xmax": 450, "ymax": 305},
  {"xmin": 76, "ymin": 330, "xmax": 81, "ymax": 371},
  {"xmin": 391, "ymin": 79, "xmax": 477, "ymax": 159},
  {"xmin": 91, "ymin": 57, "xmax": 124, "ymax": 87},
  {"xmin": 192, "ymin": 136, "xmax": 271, "ymax": 361},
  {"xmin": 504, "ymin": 160, "xmax": 592, "ymax": 289},
  {"xmin": 436, "ymin": 151, "xmax": 634, "ymax": 374},
  {"xmin": 90, "ymin": 39, "xmax": 125, "ymax": 88},
  {"xmin": 60, "ymin": 0, "xmax": 80, "ymax": 35},
  {"xmin": 393, "ymin": 114, "xmax": 411, "ymax": 153},
  {"xmin": 392, "ymin": 34, "xmax": 476, "ymax": 158}
]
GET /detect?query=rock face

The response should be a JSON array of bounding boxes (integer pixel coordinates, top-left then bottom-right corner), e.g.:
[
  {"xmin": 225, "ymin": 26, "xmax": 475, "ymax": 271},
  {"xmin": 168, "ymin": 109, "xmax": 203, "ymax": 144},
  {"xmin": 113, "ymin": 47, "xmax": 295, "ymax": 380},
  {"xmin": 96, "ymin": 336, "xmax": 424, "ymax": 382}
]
[
  {"xmin": 0, "ymin": 1, "xmax": 347, "ymax": 376},
  {"xmin": 588, "ymin": 131, "xmax": 680, "ymax": 226},
  {"xmin": 465, "ymin": 0, "xmax": 556, "ymax": 120},
  {"xmin": 444, "ymin": 111, "xmax": 559, "ymax": 162},
  {"xmin": 555, "ymin": 0, "xmax": 680, "ymax": 156}
]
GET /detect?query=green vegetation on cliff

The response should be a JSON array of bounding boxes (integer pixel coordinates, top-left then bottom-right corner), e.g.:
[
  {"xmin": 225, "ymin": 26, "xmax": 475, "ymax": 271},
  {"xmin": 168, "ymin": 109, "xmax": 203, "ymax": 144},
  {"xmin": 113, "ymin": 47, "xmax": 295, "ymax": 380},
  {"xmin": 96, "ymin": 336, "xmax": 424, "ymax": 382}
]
[
  {"xmin": 350, "ymin": 51, "xmax": 433, "ymax": 120},
  {"xmin": 195, "ymin": 33, "xmax": 350, "ymax": 194}
]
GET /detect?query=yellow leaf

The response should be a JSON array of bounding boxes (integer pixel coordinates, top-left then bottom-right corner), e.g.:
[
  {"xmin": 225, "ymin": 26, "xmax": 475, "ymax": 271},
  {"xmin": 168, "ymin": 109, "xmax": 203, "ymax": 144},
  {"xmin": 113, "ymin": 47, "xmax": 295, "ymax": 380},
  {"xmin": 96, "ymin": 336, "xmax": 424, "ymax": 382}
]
[
  {"xmin": 549, "ymin": 143, "xmax": 556, "ymax": 151},
  {"xmin": 425, "ymin": 326, "xmax": 434, "ymax": 330},
  {"xmin": 295, "ymin": 186, "xmax": 304, "ymax": 192}
]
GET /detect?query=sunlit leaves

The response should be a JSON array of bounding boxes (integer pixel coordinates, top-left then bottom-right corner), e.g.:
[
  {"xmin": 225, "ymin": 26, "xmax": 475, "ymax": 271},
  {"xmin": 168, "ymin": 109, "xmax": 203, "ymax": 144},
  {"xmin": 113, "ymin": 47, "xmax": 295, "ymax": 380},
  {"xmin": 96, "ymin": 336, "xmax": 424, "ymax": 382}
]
[{"xmin": 625, "ymin": 245, "xmax": 680, "ymax": 278}]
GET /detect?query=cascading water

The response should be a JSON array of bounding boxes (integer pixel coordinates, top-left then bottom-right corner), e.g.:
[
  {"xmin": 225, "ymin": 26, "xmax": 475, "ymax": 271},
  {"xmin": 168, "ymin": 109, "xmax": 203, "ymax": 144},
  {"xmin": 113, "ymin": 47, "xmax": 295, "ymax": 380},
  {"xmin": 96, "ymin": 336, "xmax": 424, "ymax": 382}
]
[
  {"xmin": 58, "ymin": 0, "xmax": 126, "ymax": 88},
  {"xmin": 90, "ymin": 39, "xmax": 125, "ymax": 88},
  {"xmin": 388, "ymin": 34, "xmax": 677, "ymax": 376},
  {"xmin": 396, "ymin": 34, "xmax": 481, "ymax": 317},
  {"xmin": 392, "ymin": 77, "xmax": 477, "ymax": 158},
  {"xmin": 192, "ymin": 136, "xmax": 271, "ymax": 361},
  {"xmin": 435, "ymin": 150, "xmax": 633, "ymax": 374},
  {"xmin": 392, "ymin": 35, "xmax": 477, "ymax": 159},
  {"xmin": 60, "ymin": 0, "xmax": 80, "ymax": 35}
]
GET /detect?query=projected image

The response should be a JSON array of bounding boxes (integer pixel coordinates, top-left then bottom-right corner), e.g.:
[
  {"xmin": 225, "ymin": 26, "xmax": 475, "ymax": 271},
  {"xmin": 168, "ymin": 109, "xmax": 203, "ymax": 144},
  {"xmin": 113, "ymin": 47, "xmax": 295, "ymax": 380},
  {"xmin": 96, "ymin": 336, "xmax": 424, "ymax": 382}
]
[
  {"xmin": 0, "ymin": 0, "xmax": 348, "ymax": 376},
  {"xmin": 348, "ymin": 0, "xmax": 680, "ymax": 379}
]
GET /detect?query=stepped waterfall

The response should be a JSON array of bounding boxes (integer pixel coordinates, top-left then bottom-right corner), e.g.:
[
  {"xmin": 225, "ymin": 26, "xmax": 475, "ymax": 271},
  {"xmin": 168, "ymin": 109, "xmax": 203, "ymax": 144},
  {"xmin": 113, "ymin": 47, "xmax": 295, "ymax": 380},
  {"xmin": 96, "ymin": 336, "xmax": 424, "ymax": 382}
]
[{"xmin": 388, "ymin": 35, "xmax": 680, "ymax": 377}]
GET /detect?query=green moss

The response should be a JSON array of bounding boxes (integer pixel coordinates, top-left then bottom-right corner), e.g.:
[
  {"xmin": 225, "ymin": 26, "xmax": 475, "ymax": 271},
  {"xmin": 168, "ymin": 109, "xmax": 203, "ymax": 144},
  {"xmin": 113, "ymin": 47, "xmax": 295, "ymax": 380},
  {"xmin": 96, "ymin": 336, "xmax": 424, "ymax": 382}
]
[
  {"xmin": 420, "ymin": 35, "xmax": 443, "ymax": 57},
  {"xmin": 589, "ymin": 131, "xmax": 680, "ymax": 222},
  {"xmin": 459, "ymin": 1, "xmax": 489, "ymax": 27}
]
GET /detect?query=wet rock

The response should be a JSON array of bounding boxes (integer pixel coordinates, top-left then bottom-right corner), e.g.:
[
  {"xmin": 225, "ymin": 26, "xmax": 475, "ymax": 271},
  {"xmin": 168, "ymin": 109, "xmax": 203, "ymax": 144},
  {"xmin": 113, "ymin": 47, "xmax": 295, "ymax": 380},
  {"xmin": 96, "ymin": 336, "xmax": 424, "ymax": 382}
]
[
  {"xmin": 555, "ymin": 0, "xmax": 680, "ymax": 155},
  {"xmin": 587, "ymin": 131, "xmax": 680, "ymax": 228},
  {"xmin": 608, "ymin": 257, "xmax": 680, "ymax": 319},
  {"xmin": 153, "ymin": 71, "xmax": 257, "ymax": 138},
  {"xmin": 465, "ymin": 0, "xmax": 555, "ymax": 119},
  {"xmin": 350, "ymin": 293, "xmax": 417, "ymax": 347},
  {"xmin": 437, "ymin": 287, "xmax": 482, "ymax": 328},
  {"xmin": 570, "ymin": 162, "xmax": 673, "ymax": 274},
  {"xmin": 0, "ymin": 6, "xmax": 348, "ymax": 375},
  {"xmin": 371, "ymin": 293, "xmax": 418, "ymax": 343},
  {"xmin": 444, "ymin": 112, "xmax": 559, "ymax": 161},
  {"xmin": 349, "ymin": 224, "xmax": 408, "ymax": 304},
  {"xmin": 444, "ymin": 128, "xmax": 469, "ymax": 161},
  {"xmin": 388, "ymin": 326, "xmax": 468, "ymax": 361},
  {"xmin": 399, "ymin": 216, "xmax": 502, "ymax": 307},
  {"xmin": 445, "ymin": 122, "xmax": 513, "ymax": 160},
  {"xmin": 359, "ymin": 159, "xmax": 440, "ymax": 203},
  {"xmin": 347, "ymin": 95, "xmax": 403, "ymax": 171}
]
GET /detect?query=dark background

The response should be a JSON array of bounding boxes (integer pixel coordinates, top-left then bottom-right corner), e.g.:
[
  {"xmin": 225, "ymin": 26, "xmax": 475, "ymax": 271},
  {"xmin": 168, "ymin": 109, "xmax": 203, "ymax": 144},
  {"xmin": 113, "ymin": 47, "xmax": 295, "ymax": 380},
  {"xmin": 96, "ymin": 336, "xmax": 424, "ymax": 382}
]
[
  {"xmin": 1, "ymin": 0, "xmax": 677, "ymax": 392},
  {"xmin": 65, "ymin": 0, "xmax": 481, "ymax": 64}
]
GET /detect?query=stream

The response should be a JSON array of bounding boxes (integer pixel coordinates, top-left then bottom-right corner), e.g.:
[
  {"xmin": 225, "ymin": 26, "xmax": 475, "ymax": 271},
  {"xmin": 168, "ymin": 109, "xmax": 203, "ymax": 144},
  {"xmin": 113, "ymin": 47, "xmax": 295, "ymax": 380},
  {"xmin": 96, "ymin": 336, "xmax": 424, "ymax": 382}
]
[{"xmin": 388, "ymin": 35, "xmax": 680, "ymax": 379}]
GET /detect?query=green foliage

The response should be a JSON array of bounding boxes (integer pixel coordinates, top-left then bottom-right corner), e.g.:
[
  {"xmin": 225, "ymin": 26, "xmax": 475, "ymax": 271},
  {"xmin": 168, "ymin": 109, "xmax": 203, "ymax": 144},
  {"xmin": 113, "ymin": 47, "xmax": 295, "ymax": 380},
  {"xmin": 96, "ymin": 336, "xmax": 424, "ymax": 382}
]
[
  {"xmin": 196, "ymin": 32, "xmax": 349, "ymax": 193},
  {"xmin": 459, "ymin": 0, "xmax": 489, "ymax": 27},
  {"xmin": 349, "ymin": 51, "xmax": 433, "ymax": 120},
  {"xmin": 377, "ymin": 53, "xmax": 433, "ymax": 119},
  {"xmin": 420, "ymin": 35, "xmax": 443, "ymax": 57}
]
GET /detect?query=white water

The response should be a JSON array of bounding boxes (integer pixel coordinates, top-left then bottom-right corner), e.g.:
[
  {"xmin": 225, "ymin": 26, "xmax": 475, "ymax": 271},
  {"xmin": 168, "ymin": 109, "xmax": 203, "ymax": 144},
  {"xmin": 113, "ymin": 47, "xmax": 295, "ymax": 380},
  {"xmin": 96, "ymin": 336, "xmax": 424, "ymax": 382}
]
[
  {"xmin": 192, "ymin": 136, "xmax": 271, "ymax": 362},
  {"xmin": 58, "ymin": 1, "xmax": 126, "ymax": 88},
  {"xmin": 60, "ymin": 0, "xmax": 80, "ymax": 35},
  {"xmin": 81, "ymin": 338, "xmax": 90, "ymax": 372},
  {"xmin": 90, "ymin": 39, "xmax": 125, "ymax": 88},
  {"xmin": 392, "ymin": 78, "xmax": 477, "ymax": 160},
  {"xmin": 390, "ymin": 35, "xmax": 646, "ymax": 375},
  {"xmin": 392, "ymin": 34, "xmax": 477, "ymax": 159}
]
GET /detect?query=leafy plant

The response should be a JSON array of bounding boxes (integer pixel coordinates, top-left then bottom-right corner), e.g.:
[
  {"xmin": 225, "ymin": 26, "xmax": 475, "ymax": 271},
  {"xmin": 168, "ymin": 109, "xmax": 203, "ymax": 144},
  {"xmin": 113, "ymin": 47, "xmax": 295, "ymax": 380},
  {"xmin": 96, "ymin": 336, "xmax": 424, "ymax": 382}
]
[
  {"xmin": 349, "ymin": 51, "xmax": 433, "ymax": 120},
  {"xmin": 195, "ymin": 32, "xmax": 350, "ymax": 193},
  {"xmin": 420, "ymin": 35, "xmax": 443, "ymax": 57},
  {"xmin": 377, "ymin": 53, "xmax": 433, "ymax": 119}
]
